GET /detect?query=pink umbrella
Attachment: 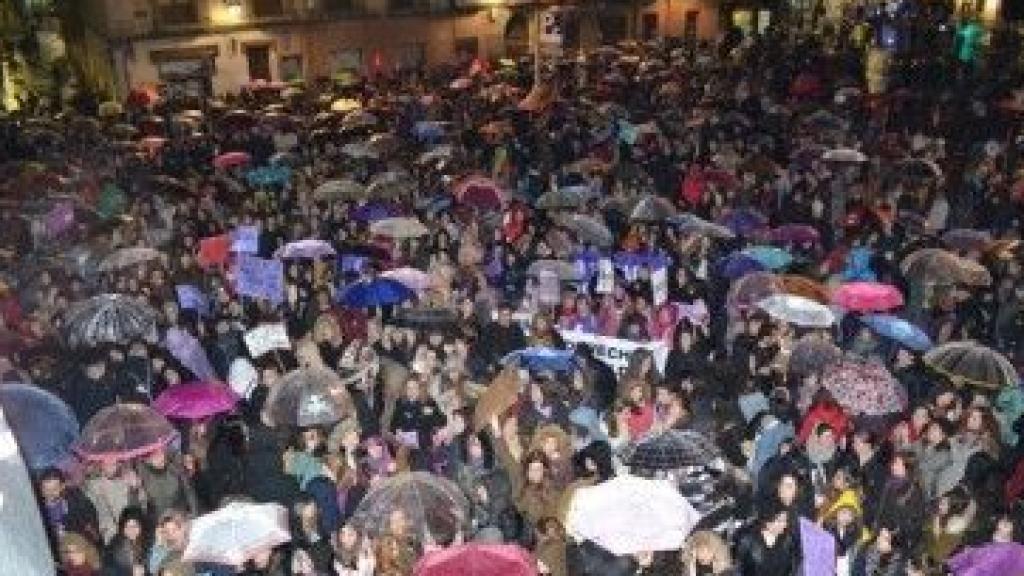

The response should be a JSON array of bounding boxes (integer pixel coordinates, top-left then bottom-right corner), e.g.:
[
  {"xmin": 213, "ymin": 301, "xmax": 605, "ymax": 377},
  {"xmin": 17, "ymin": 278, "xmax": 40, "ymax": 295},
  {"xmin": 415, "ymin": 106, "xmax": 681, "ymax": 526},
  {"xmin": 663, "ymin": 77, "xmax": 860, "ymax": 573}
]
[
  {"xmin": 453, "ymin": 176, "xmax": 505, "ymax": 211},
  {"xmin": 213, "ymin": 151, "xmax": 251, "ymax": 170},
  {"xmin": 381, "ymin": 267, "xmax": 434, "ymax": 291},
  {"xmin": 154, "ymin": 381, "xmax": 239, "ymax": 420},
  {"xmin": 831, "ymin": 282, "xmax": 904, "ymax": 312},
  {"xmin": 414, "ymin": 543, "xmax": 537, "ymax": 576},
  {"xmin": 75, "ymin": 403, "xmax": 178, "ymax": 462}
]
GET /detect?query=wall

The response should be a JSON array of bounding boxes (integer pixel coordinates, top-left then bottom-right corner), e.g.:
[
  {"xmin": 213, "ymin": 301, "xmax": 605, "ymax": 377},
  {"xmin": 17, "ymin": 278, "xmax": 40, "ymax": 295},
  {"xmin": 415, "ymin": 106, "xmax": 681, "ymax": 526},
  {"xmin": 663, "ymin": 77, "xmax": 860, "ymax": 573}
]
[{"xmin": 641, "ymin": 0, "xmax": 720, "ymax": 40}]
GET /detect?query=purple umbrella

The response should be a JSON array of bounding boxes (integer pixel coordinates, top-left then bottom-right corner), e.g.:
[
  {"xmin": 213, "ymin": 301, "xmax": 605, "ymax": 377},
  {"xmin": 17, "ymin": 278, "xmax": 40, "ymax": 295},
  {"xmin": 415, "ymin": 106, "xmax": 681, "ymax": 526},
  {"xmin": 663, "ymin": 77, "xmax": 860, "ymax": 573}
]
[
  {"xmin": 274, "ymin": 238, "xmax": 337, "ymax": 260},
  {"xmin": 717, "ymin": 253, "xmax": 767, "ymax": 280},
  {"xmin": 153, "ymin": 381, "xmax": 239, "ymax": 420},
  {"xmin": 352, "ymin": 201, "xmax": 403, "ymax": 222},
  {"xmin": 165, "ymin": 327, "xmax": 217, "ymax": 382},
  {"xmin": 947, "ymin": 543, "xmax": 1024, "ymax": 576},
  {"xmin": 716, "ymin": 208, "xmax": 768, "ymax": 236},
  {"xmin": 768, "ymin": 224, "xmax": 820, "ymax": 246}
]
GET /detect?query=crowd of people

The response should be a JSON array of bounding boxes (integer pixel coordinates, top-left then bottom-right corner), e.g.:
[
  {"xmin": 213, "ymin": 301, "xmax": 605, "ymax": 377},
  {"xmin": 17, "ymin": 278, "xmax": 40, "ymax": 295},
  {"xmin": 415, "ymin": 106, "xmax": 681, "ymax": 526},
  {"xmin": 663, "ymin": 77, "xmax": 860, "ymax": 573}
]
[{"xmin": 1, "ymin": 10, "xmax": 1023, "ymax": 576}]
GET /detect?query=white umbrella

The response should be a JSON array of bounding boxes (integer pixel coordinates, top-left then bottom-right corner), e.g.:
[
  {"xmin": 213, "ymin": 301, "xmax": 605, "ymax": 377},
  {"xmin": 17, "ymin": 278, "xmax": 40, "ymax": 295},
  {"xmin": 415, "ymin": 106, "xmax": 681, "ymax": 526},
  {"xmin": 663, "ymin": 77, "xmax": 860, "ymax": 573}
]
[
  {"xmin": 183, "ymin": 502, "xmax": 291, "ymax": 566},
  {"xmin": 822, "ymin": 148, "xmax": 868, "ymax": 163},
  {"xmin": 565, "ymin": 475, "xmax": 700, "ymax": 555},
  {"xmin": 370, "ymin": 216, "xmax": 430, "ymax": 239},
  {"xmin": 314, "ymin": 178, "xmax": 365, "ymax": 200},
  {"xmin": 0, "ymin": 408, "xmax": 56, "ymax": 575},
  {"xmin": 755, "ymin": 294, "xmax": 837, "ymax": 328},
  {"xmin": 381, "ymin": 267, "xmax": 434, "ymax": 291}
]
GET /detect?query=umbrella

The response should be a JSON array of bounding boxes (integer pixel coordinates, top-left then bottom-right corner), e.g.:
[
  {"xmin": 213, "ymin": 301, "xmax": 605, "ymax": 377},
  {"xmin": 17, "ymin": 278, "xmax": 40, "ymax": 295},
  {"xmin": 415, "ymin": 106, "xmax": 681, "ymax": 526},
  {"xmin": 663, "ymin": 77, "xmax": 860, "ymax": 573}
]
[
  {"xmin": 527, "ymin": 259, "xmax": 580, "ymax": 281},
  {"xmin": 717, "ymin": 253, "xmax": 767, "ymax": 280},
  {"xmin": 756, "ymin": 294, "xmax": 837, "ymax": 328},
  {"xmin": 859, "ymin": 314, "xmax": 933, "ymax": 352},
  {"xmin": 0, "ymin": 406, "xmax": 56, "ymax": 576},
  {"xmin": 367, "ymin": 172, "xmax": 416, "ymax": 199},
  {"xmin": 341, "ymin": 109, "xmax": 378, "ymax": 130},
  {"xmin": 941, "ymin": 228, "xmax": 992, "ymax": 253},
  {"xmin": 63, "ymin": 294, "xmax": 158, "ymax": 348},
  {"xmin": 98, "ymin": 101, "xmax": 123, "ymax": 117},
  {"xmin": 153, "ymin": 381, "xmax": 239, "ymax": 421},
  {"xmin": 275, "ymin": 239, "xmax": 336, "ymax": 260},
  {"xmin": 630, "ymin": 195, "xmax": 678, "ymax": 223},
  {"xmin": 566, "ymin": 475, "xmax": 700, "ymax": 555},
  {"xmin": 788, "ymin": 335, "xmax": 843, "ymax": 377},
  {"xmin": 74, "ymin": 403, "xmax": 178, "ymax": 461},
  {"xmin": 352, "ymin": 200, "xmax": 403, "ymax": 222},
  {"xmin": 900, "ymin": 248, "xmax": 992, "ymax": 286},
  {"xmin": 417, "ymin": 145, "xmax": 454, "ymax": 166},
  {"xmin": 414, "ymin": 543, "xmax": 536, "ymax": 576},
  {"xmin": 349, "ymin": 472, "xmax": 469, "ymax": 543},
  {"xmin": 947, "ymin": 543, "xmax": 1024, "ymax": 576},
  {"xmin": 314, "ymin": 178, "xmax": 365, "ymax": 201},
  {"xmin": 778, "ymin": 275, "xmax": 830, "ymax": 304},
  {"xmin": 557, "ymin": 215, "xmax": 614, "ymax": 248},
  {"xmin": 338, "ymin": 278, "xmax": 416, "ymax": 308},
  {"xmin": 503, "ymin": 347, "xmax": 576, "ymax": 373},
  {"xmin": 808, "ymin": 359, "xmax": 908, "ymax": 416},
  {"xmin": 0, "ymin": 384, "xmax": 79, "ymax": 470},
  {"xmin": 535, "ymin": 186, "xmax": 590, "ymax": 210},
  {"xmin": 331, "ymin": 98, "xmax": 361, "ymax": 113},
  {"xmin": 453, "ymin": 177, "xmax": 505, "ymax": 211},
  {"xmin": 768, "ymin": 224, "xmax": 821, "ymax": 246},
  {"xmin": 726, "ymin": 271, "xmax": 782, "ymax": 312},
  {"xmin": 381, "ymin": 267, "xmax": 434, "ymax": 291},
  {"xmin": 370, "ymin": 217, "xmax": 430, "ymax": 239},
  {"xmin": 266, "ymin": 367, "xmax": 352, "ymax": 428},
  {"xmin": 183, "ymin": 502, "xmax": 291, "ymax": 566},
  {"xmin": 391, "ymin": 307, "xmax": 460, "ymax": 333},
  {"xmin": 923, "ymin": 341, "xmax": 1019, "ymax": 390},
  {"xmin": 213, "ymin": 151, "xmax": 251, "ymax": 170},
  {"xmin": 97, "ymin": 246, "xmax": 163, "ymax": 272},
  {"xmin": 741, "ymin": 245, "xmax": 794, "ymax": 270},
  {"xmin": 670, "ymin": 214, "xmax": 735, "ymax": 239},
  {"xmin": 716, "ymin": 208, "xmax": 768, "ymax": 236},
  {"xmin": 165, "ymin": 327, "xmax": 217, "ymax": 382},
  {"xmin": 831, "ymin": 282, "xmax": 904, "ymax": 312},
  {"xmin": 896, "ymin": 157, "xmax": 943, "ymax": 179},
  {"xmin": 623, "ymin": 428, "xmax": 721, "ymax": 471},
  {"xmin": 822, "ymin": 148, "xmax": 868, "ymax": 163}
]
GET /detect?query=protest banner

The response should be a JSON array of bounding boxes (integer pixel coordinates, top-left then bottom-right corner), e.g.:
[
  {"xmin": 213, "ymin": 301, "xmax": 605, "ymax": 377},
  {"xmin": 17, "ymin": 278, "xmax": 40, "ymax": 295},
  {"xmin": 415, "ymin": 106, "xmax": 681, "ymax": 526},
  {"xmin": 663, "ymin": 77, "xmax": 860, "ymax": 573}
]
[
  {"xmin": 243, "ymin": 323, "xmax": 291, "ymax": 358},
  {"xmin": 231, "ymin": 226, "xmax": 259, "ymax": 254},
  {"xmin": 234, "ymin": 254, "xmax": 284, "ymax": 303},
  {"xmin": 198, "ymin": 234, "xmax": 230, "ymax": 268},
  {"xmin": 799, "ymin": 517, "xmax": 837, "ymax": 576},
  {"xmin": 596, "ymin": 258, "xmax": 615, "ymax": 294},
  {"xmin": 538, "ymin": 270, "xmax": 560, "ymax": 305},
  {"xmin": 175, "ymin": 284, "xmax": 210, "ymax": 316},
  {"xmin": 558, "ymin": 330, "xmax": 669, "ymax": 376}
]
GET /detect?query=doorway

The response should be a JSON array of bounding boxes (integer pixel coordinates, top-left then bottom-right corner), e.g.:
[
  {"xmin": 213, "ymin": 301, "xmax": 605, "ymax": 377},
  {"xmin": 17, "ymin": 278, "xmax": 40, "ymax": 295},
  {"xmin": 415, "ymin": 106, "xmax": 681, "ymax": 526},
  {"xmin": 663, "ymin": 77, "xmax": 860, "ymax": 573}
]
[{"xmin": 245, "ymin": 44, "xmax": 272, "ymax": 82}]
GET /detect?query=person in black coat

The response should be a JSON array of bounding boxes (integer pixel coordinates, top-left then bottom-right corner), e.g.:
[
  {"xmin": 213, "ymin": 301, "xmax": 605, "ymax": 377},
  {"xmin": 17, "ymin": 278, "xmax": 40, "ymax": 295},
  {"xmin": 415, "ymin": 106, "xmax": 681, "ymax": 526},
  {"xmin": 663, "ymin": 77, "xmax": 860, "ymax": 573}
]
[
  {"xmin": 478, "ymin": 304, "xmax": 527, "ymax": 368},
  {"xmin": 389, "ymin": 377, "xmax": 446, "ymax": 464},
  {"xmin": 574, "ymin": 344, "xmax": 617, "ymax": 413},
  {"xmin": 63, "ymin": 349, "xmax": 122, "ymax": 426},
  {"xmin": 734, "ymin": 500, "xmax": 798, "ymax": 576}
]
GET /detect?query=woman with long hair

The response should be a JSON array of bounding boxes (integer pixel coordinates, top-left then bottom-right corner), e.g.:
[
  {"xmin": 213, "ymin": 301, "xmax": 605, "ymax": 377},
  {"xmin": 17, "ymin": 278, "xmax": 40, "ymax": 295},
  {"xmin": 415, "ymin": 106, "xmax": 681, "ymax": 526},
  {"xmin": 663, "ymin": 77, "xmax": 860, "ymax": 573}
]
[
  {"xmin": 102, "ymin": 507, "xmax": 152, "ymax": 576},
  {"xmin": 680, "ymin": 530, "xmax": 735, "ymax": 576}
]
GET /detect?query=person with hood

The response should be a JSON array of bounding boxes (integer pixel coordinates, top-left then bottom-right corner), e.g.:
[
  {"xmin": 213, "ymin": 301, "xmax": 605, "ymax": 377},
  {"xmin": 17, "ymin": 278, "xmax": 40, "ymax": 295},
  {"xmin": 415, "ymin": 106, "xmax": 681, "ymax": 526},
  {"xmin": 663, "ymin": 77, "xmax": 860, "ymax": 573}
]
[{"xmin": 819, "ymin": 489, "xmax": 869, "ymax": 576}]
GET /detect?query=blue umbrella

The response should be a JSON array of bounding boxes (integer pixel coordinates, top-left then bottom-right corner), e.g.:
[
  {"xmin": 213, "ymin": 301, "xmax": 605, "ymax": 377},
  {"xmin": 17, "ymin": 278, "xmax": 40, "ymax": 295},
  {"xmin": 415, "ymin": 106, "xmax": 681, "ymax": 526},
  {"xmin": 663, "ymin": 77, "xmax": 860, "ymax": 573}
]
[
  {"xmin": 741, "ymin": 245, "xmax": 794, "ymax": 270},
  {"xmin": 860, "ymin": 314, "xmax": 933, "ymax": 352},
  {"xmin": 338, "ymin": 278, "xmax": 416, "ymax": 308},
  {"xmin": 502, "ymin": 347, "xmax": 577, "ymax": 373},
  {"xmin": 717, "ymin": 253, "xmax": 767, "ymax": 280},
  {"xmin": 352, "ymin": 201, "xmax": 402, "ymax": 223},
  {"xmin": 413, "ymin": 121, "xmax": 446, "ymax": 143},
  {"xmin": 716, "ymin": 208, "xmax": 768, "ymax": 236},
  {"xmin": 0, "ymin": 384, "xmax": 80, "ymax": 470}
]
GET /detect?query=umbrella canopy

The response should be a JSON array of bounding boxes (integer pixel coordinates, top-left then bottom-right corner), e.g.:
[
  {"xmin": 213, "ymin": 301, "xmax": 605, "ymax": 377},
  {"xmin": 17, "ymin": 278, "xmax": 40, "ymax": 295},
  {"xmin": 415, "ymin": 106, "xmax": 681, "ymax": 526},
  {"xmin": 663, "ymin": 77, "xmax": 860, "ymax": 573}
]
[
  {"xmin": 822, "ymin": 148, "xmax": 868, "ymax": 163},
  {"xmin": 947, "ymin": 543, "xmax": 1024, "ymax": 576},
  {"xmin": 153, "ymin": 381, "xmax": 239, "ymax": 421},
  {"xmin": 314, "ymin": 178, "xmax": 365, "ymax": 201},
  {"xmin": 75, "ymin": 403, "xmax": 177, "ymax": 461},
  {"xmin": 98, "ymin": 101, "xmax": 123, "ymax": 117},
  {"xmin": 381, "ymin": 267, "xmax": 434, "ymax": 291},
  {"xmin": 741, "ymin": 245, "xmax": 794, "ymax": 270},
  {"xmin": 164, "ymin": 327, "xmax": 217, "ymax": 382},
  {"xmin": 97, "ymin": 246, "xmax": 163, "ymax": 272},
  {"xmin": 338, "ymin": 278, "xmax": 416, "ymax": 308},
  {"xmin": 726, "ymin": 271, "xmax": 782, "ymax": 312},
  {"xmin": 349, "ymin": 472, "xmax": 469, "ymax": 543},
  {"xmin": 756, "ymin": 294, "xmax": 837, "ymax": 328},
  {"xmin": 183, "ymin": 502, "xmax": 291, "ymax": 566},
  {"xmin": 831, "ymin": 282, "xmax": 904, "ymax": 312},
  {"xmin": 367, "ymin": 172, "xmax": 416, "ymax": 200},
  {"xmin": 527, "ymin": 259, "xmax": 580, "ymax": 281},
  {"xmin": 390, "ymin": 307, "xmax": 460, "ymax": 333},
  {"xmin": 352, "ymin": 200, "xmax": 404, "ymax": 222},
  {"xmin": 623, "ymin": 428, "xmax": 721, "ymax": 471},
  {"xmin": 536, "ymin": 186, "xmax": 592, "ymax": 210},
  {"xmin": 670, "ymin": 214, "xmax": 735, "ymax": 239},
  {"xmin": 941, "ymin": 228, "xmax": 993, "ymax": 253},
  {"xmin": 900, "ymin": 248, "xmax": 992, "ymax": 286},
  {"xmin": 896, "ymin": 157, "xmax": 943, "ymax": 179},
  {"xmin": 716, "ymin": 208, "xmax": 768, "ymax": 236},
  {"xmin": 453, "ymin": 176, "xmax": 505, "ymax": 211},
  {"xmin": 803, "ymin": 359, "xmax": 908, "ymax": 416},
  {"xmin": 630, "ymin": 195, "xmax": 678, "ymax": 223},
  {"xmin": 341, "ymin": 109, "xmax": 378, "ymax": 130},
  {"xmin": 266, "ymin": 367, "xmax": 352, "ymax": 428},
  {"xmin": 859, "ymin": 314, "xmax": 933, "ymax": 352},
  {"xmin": 414, "ymin": 544, "xmax": 536, "ymax": 576},
  {"xmin": 0, "ymin": 407, "xmax": 56, "ymax": 576},
  {"xmin": 924, "ymin": 341, "xmax": 1019, "ymax": 390},
  {"xmin": 778, "ymin": 275, "xmax": 830, "ymax": 304},
  {"xmin": 275, "ymin": 239, "xmax": 337, "ymax": 260},
  {"xmin": 768, "ymin": 224, "xmax": 820, "ymax": 246},
  {"xmin": 0, "ymin": 383, "xmax": 79, "ymax": 470},
  {"xmin": 370, "ymin": 216, "xmax": 430, "ymax": 239},
  {"xmin": 788, "ymin": 335, "xmax": 843, "ymax": 377},
  {"xmin": 503, "ymin": 347, "xmax": 576, "ymax": 373},
  {"xmin": 213, "ymin": 151, "xmax": 251, "ymax": 170},
  {"xmin": 557, "ymin": 214, "xmax": 614, "ymax": 248},
  {"xmin": 63, "ymin": 294, "xmax": 158, "ymax": 348},
  {"xmin": 566, "ymin": 475, "xmax": 700, "ymax": 555},
  {"xmin": 717, "ymin": 253, "xmax": 767, "ymax": 280}
]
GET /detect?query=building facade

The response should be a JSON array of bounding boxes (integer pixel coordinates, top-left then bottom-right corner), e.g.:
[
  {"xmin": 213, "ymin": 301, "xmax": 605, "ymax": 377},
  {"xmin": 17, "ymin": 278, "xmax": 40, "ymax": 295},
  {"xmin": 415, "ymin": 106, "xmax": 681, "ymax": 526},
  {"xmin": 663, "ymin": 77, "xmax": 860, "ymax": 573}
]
[{"xmin": 72, "ymin": 0, "xmax": 720, "ymax": 98}]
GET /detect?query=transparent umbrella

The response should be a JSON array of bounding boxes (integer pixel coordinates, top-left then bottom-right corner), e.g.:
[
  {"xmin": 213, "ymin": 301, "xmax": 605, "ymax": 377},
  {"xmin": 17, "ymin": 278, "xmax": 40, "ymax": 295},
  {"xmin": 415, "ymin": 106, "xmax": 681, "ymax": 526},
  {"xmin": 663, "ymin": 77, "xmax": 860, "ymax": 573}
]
[
  {"xmin": 266, "ymin": 367, "xmax": 353, "ymax": 428},
  {"xmin": 349, "ymin": 472, "xmax": 469, "ymax": 544}
]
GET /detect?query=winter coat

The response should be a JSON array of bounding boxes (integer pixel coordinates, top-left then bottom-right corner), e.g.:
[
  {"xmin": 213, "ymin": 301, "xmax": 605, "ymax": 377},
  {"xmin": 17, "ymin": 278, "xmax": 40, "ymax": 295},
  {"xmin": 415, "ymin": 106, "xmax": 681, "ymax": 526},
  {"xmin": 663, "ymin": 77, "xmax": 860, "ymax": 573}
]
[{"xmin": 136, "ymin": 456, "xmax": 198, "ymax": 518}]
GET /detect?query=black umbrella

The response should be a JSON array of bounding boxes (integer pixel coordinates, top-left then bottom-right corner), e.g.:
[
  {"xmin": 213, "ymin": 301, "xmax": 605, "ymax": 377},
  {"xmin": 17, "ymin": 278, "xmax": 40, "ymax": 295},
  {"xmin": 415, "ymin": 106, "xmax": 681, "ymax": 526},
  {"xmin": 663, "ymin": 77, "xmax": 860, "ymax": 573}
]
[
  {"xmin": 624, "ymin": 428, "xmax": 720, "ymax": 471},
  {"xmin": 390, "ymin": 307, "xmax": 460, "ymax": 333}
]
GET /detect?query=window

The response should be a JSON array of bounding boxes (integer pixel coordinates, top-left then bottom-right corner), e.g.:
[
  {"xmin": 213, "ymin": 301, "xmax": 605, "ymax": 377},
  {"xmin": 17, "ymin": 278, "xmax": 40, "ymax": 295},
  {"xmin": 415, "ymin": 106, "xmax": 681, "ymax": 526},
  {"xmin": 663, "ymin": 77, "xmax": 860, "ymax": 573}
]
[
  {"xmin": 325, "ymin": 0, "xmax": 355, "ymax": 13},
  {"xmin": 396, "ymin": 43, "xmax": 426, "ymax": 70},
  {"xmin": 683, "ymin": 10, "xmax": 699, "ymax": 42},
  {"xmin": 252, "ymin": 0, "xmax": 284, "ymax": 18},
  {"xmin": 641, "ymin": 13, "xmax": 658, "ymax": 40},
  {"xmin": 330, "ymin": 49, "xmax": 363, "ymax": 73},
  {"xmin": 155, "ymin": 0, "xmax": 198, "ymax": 25},
  {"xmin": 279, "ymin": 55, "xmax": 303, "ymax": 81}
]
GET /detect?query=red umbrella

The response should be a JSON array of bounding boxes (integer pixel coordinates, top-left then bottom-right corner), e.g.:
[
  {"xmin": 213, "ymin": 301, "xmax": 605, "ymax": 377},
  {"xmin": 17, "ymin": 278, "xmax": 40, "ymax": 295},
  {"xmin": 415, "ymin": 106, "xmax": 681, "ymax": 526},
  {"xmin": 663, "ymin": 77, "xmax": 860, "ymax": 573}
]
[
  {"xmin": 453, "ymin": 176, "xmax": 505, "ymax": 211},
  {"xmin": 831, "ymin": 282, "xmax": 904, "ymax": 312},
  {"xmin": 414, "ymin": 543, "xmax": 537, "ymax": 576},
  {"xmin": 213, "ymin": 152, "xmax": 251, "ymax": 170}
]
